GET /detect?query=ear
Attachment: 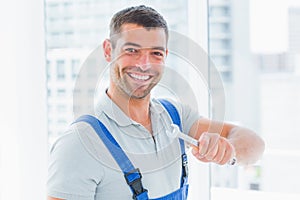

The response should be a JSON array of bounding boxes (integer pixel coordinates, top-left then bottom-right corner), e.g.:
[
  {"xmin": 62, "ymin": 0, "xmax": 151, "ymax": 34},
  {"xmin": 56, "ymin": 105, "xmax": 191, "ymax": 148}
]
[{"xmin": 103, "ymin": 39, "xmax": 112, "ymax": 62}]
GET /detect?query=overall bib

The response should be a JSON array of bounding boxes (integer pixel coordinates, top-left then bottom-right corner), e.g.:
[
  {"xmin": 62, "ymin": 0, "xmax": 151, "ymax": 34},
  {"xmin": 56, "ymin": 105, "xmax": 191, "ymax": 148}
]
[{"xmin": 74, "ymin": 99, "xmax": 189, "ymax": 200}]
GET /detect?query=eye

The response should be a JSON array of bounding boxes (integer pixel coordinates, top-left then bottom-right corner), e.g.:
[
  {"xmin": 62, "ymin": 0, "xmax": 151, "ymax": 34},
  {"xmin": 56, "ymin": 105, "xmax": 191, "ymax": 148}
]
[
  {"xmin": 152, "ymin": 51, "xmax": 164, "ymax": 57},
  {"xmin": 125, "ymin": 48, "xmax": 138, "ymax": 53}
]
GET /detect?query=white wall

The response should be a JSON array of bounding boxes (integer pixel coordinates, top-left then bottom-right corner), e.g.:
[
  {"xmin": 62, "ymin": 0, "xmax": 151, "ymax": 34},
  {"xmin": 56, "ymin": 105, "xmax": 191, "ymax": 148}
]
[{"xmin": 0, "ymin": 0, "xmax": 48, "ymax": 199}]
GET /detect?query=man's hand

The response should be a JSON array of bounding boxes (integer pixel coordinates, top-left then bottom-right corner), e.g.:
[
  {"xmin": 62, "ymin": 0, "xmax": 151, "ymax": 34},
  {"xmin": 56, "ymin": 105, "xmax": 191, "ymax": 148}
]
[{"xmin": 191, "ymin": 132, "xmax": 235, "ymax": 165}]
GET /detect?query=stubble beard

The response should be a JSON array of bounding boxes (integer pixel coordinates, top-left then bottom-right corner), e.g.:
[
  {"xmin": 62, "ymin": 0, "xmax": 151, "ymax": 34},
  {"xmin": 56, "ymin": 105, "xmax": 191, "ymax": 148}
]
[{"xmin": 111, "ymin": 66, "xmax": 161, "ymax": 99}]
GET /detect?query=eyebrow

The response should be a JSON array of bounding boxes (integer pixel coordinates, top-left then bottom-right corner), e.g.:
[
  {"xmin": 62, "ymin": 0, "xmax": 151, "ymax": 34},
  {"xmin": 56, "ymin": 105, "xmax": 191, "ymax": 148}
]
[{"xmin": 122, "ymin": 42, "xmax": 166, "ymax": 51}]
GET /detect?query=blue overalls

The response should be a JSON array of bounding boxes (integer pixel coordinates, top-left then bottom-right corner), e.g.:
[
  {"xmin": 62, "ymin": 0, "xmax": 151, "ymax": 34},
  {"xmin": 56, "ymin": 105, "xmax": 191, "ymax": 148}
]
[{"xmin": 74, "ymin": 99, "xmax": 189, "ymax": 200}]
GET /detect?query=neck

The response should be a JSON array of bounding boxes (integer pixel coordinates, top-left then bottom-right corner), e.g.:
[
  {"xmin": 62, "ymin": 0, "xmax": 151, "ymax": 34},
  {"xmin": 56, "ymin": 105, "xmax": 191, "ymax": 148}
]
[{"xmin": 106, "ymin": 86, "xmax": 151, "ymax": 126}]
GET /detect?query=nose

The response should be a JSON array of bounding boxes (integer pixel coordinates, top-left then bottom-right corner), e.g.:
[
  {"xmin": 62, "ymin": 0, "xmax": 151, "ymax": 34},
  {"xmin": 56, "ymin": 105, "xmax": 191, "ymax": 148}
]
[{"xmin": 136, "ymin": 51, "xmax": 151, "ymax": 71}]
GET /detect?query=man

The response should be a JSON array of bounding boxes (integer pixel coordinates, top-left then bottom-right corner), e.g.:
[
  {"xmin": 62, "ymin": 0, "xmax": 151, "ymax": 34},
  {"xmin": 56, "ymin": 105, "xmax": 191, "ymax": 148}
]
[{"xmin": 47, "ymin": 5, "xmax": 265, "ymax": 200}]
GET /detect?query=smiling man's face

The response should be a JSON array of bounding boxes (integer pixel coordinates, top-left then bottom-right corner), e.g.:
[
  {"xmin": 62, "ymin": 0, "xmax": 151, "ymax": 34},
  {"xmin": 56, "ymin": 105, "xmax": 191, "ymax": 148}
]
[{"xmin": 107, "ymin": 23, "xmax": 168, "ymax": 99}]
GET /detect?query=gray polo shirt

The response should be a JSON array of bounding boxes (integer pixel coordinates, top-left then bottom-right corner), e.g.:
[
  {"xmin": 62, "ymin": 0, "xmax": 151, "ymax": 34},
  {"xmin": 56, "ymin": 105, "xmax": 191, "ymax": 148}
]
[{"xmin": 47, "ymin": 91, "xmax": 200, "ymax": 200}]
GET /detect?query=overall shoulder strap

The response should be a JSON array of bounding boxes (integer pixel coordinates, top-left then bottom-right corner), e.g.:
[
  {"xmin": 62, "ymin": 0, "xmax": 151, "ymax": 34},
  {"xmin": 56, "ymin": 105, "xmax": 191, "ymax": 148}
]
[
  {"xmin": 157, "ymin": 99, "xmax": 182, "ymax": 131},
  {"xmin": 157, "ymin": 99, "xmax": 188, "ymax": 186},
  {"xmin": 73, "ymin": 115, "xmax": 149, "ymax": 200}
]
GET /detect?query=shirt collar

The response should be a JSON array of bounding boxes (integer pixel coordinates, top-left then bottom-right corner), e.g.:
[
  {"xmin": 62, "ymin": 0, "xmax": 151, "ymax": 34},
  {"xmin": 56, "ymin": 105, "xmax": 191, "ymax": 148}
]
[{"xmin": 95, "ymin": 89, "xmax": 165, "ymax": 127}]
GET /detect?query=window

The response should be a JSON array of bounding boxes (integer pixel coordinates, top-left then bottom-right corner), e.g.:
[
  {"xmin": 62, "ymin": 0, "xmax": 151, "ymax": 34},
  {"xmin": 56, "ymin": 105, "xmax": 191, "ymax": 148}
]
[
  {"xmin": 43, "ymin": 0, "xmax": 300, "ymax": 199},
  {"xmin": 57, "ymin": 119, "xmax": 67, "ymax": 125},
  {"xmin": 64, "ymin": 2, "xmax": 73, "ymax": 8},
  {"xmin": 210, "ymin": 23, "xmax": 230, "ymax": 33},
  {"xmin": 56, "ymin": 60, "xmax": 65, "ymax": 80},
  {"xmin": 46, "ymin": 60, "xmax": 51, "ymax": 80},
  {"xmin": 57, "ymin": 105, "xmax": 67, "ymax": 112},
  {"xmin": 209, "ymin": 6, "xmax": 230, "ymax": 17},
  {"xmin": 57, "ymin": 89, "xmax": 66, "ymax": 97},
  {"xmin": 71, "ymin": 59, "xmax": 80, "ymax": 79},
  {"xmin": 9, "ymin": 0, "xmax": 300, "ymax": 199},
  {"xmin": 210, "ymin": 39, "xmax": 231, "ymax": 50},
  {"xmin": 47, "ymin": 89, "xmax": 51, "ymax": 96},
  {"xmin": 211, "ymin": 55, "xmax": 231, "ymax": 67},
  {"xmin": 209, "ymin": 0, "xmax": 300, "ymax": 200}
]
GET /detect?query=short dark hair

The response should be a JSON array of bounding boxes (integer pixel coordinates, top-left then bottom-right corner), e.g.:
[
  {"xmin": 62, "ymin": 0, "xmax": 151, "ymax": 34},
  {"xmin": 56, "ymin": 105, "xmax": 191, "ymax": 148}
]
[{"xmin": 109, "ymin": 5, "xmax": 168, "ymax": 47}]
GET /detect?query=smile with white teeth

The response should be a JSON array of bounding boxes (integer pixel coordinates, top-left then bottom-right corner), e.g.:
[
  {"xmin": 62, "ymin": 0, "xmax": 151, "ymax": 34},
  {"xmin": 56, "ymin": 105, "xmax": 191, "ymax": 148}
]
[{"xmin": 128, "ymin": 73, "xmax": 150, "ymax": 81}]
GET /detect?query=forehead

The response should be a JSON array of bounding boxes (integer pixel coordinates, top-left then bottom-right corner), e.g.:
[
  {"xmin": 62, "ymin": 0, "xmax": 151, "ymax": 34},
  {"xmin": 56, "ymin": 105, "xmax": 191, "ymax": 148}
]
[{"xmin": 114, "ymin": 23, "xmax": 167, "ymax": 48}]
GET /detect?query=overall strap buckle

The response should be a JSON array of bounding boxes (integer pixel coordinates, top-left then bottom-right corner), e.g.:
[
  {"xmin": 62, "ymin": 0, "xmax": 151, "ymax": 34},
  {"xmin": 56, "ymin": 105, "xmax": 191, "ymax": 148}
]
[
  {"xmin": 182, "ymin": 153, "xmax": 188, "ymax": 178},
  {"xmin": 124, "ymin": 168, "xmax": 148, "ymax": 200}
]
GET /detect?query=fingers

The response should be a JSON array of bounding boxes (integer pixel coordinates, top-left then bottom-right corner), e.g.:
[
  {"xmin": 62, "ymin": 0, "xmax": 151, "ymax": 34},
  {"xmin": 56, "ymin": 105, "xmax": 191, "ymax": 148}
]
[
  {"xmin": 218, "ymin": 141, "xmax": 234, "ymax": 165},
  {"xmin": 192, "ymin": 132, "xmax": 235, "ymax": 165},
  {"xmin": 197, "ymin": 134, "xmax": 211, "ymax": 156},
  {"xmin": 212, "ymin": 139, "xmax": 226, "ymax": 163},
  {"xmin": 197, "ymin": 132, "xmax": 220, "ymax": 160}
]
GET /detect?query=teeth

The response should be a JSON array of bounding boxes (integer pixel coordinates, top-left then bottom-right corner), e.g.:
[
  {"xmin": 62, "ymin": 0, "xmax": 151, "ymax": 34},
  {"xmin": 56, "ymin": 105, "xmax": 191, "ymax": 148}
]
[{"xmin": 129, "ymin": 73, "xmax": 150, "ymax": 81}]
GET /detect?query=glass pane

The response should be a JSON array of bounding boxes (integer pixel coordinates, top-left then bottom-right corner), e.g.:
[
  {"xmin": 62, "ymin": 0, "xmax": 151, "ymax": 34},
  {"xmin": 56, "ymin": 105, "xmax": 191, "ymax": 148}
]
[{"xmin": 208, "ymin": 0, "xmax": 300, "ymax": 199}]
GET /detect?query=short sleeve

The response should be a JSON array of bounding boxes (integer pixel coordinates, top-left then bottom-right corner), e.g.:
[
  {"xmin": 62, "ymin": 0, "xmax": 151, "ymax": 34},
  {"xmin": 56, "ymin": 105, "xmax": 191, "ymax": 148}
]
[
  {"xmin": 47, "ymin": 129, "xmax": 104, "ymax": 200},
  {"xmin": 181, "ymin": 102, "xmax": 202, "ymax": 134}
]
